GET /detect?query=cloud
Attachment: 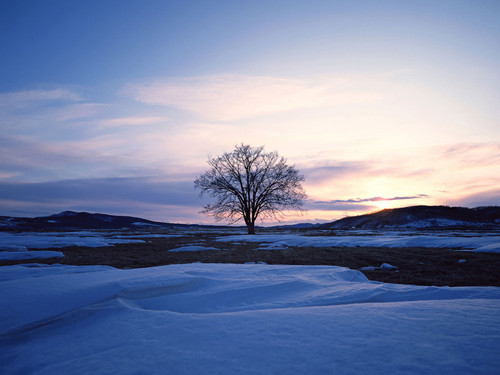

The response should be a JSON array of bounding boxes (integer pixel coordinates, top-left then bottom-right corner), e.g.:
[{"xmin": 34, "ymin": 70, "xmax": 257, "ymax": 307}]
[
  {"xmin": 439, "ymin": 142, "xmax": 500, "ymax": 167},
  {"xmin": 51, "ymin": 103, "xmax": 108, "ymax": 121},
  {"xmin": 126, "ymin": 74, "xmax": 381, "ymax": 121},
  {"xmin": 307, "ymin": 195, "xmax": 429, "ymax": 211},
  {"xmin": 317, "ymin": 195, "xmax": 429, "ymax": 204},
  {"xmin": 0, "ymin": 134, "xmax": 168, "ymax": 183},
  {"xmin": 0, "ymin": 136, "xmax": 86, "ymax": 181},
  {"xmin": 0, "ymin": 88, "xmax": 105, "ymax": 134},
  {"xmin": 450, "ymin": 189, "xmax": 500, "ymax": 208},
  {"xmin": 0, "ymin": 177, "xmax": 196, "ymax": 205},
  {"xmin": 301, "ymin": 162, "xmax": 371, "ymax": 184},
  {"xmin": 305, "ymin": 202, "xmax": 375, "ymax": 212},
  {"xmin": 99, "ymin": 116, "xmax": 167, "ymax": 127},
  {"xmin": 0, "ymin": 88, "xmax": 80, "ymax": 108},
  {"xmin": 0, "ymin": 177, "xmax": 201, "ymax": 221},
  {"xmin": 300, "ymin": 157, "xmax": 431, "ymax": 184}
]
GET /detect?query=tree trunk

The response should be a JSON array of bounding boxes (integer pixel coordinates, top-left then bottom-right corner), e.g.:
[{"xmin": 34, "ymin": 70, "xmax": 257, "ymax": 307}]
[{"xmin": 246, "ymin": 222, "xmax": 256, "ymax": 235}]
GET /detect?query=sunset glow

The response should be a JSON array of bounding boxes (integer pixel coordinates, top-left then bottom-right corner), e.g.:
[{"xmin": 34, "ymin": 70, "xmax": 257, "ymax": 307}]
[{"xmin": 1, "ymin": 1, "xmax": 499, "ymax": 224}]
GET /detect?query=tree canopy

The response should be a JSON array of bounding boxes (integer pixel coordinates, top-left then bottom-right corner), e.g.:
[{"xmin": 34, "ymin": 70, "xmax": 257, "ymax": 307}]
[{"xmin": 194, "ymin": 144, "xmax": 306, "ymax": 234}]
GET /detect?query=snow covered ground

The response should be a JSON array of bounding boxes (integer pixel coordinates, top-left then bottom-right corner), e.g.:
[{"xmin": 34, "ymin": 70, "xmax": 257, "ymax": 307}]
[
  {"xmin": 0, "ymin": 231, "xmax": 146, "ymax": 249},
  {"xmin": 1, "ymin": 229, "xmax": 499, "ymax": 261},
  {"xmin": 217, "ymin": 231, "xmax": 500, "ymax": 253},
  {"xmin": 0, "ymin": 250, "xmax": 64, "ymax": 261},
  {"xmin": 0, "ymin": 231, "xmax": 146, "ymax": 260},
  {"xmin": 168, "ymin": 245, "xmax": 222, "ymax": 252},
  {"xmin": 1, "ymin": 262, "xmax": 499, "ymax": 374}
]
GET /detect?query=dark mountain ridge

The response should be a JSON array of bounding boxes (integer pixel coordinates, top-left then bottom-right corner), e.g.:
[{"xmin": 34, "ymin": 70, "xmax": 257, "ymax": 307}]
[
  {"xmin": 0, "ymin": 211, "xmax": 172, "ymax": 230},
  {"xmin": 318, "ymin": 205, "xmax": 500, "ymax": 229},
  {"xmin": 1, "ymin": 205, "xmax": 499, "ymax": 231},
  {"xmin": 0, "ymin": 211, "xmax": 248, "ymax": 231}
]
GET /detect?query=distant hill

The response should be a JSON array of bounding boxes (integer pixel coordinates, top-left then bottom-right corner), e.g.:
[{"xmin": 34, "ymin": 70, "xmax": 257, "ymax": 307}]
[
  {"xmin": 268, "ymin": 223, "xmax": 321, "ymax": 229},
  {"xmin": 2, "ymin": 206, "xmax": 499, "ymax": 231},
  {"xmin": 0, "ymin": 211, "xmax": 189, "ymax": 231},
  {"xmin": 318, "ymin": 206, "xmax": 500, "ymax": 230},
  {"xmin": 0, "ymin": 210, "xmax": 306, "ymax": 231}
]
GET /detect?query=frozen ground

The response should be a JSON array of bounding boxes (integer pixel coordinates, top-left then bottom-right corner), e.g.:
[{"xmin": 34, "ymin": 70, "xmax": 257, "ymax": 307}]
[
  {"xmin": 0, "ymin": 231, "xmax": 147, "ymax": 249},
  {"xmin": 1, "ymin": 229, "xmax": 499, "ymax": 261},
  {"xmin": 0, "ymin": 250, "xmax": 64, "ymax": 261},
  {"xmin": 217, "ymin": 230, "xmax": 500, "ymax": 253},
  {"xmin": 0, "ymin": 262, "xmax": 499, "ymax": 374},
  {"xmin": 0, "ymin": 231, "xmax": 146, "ymax": 260},
  {"xmin": 168, "ymin": 245, "xmax": 222, "ymax": 252}
]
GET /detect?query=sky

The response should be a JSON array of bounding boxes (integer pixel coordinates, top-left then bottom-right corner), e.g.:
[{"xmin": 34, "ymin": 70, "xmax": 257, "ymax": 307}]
[{"xmin": 1, "ymin": 0, "xmax": 499, "ymax": 224}]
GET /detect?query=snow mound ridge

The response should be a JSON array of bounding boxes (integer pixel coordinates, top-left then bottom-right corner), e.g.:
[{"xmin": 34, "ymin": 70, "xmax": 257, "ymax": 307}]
[
  {"xmin": 2, "ymin": 263, "xmax": 500, "ymax": 332},
  {"xmin": 1, "ymin": 263, "xmax": 500, "ymax": 375}
]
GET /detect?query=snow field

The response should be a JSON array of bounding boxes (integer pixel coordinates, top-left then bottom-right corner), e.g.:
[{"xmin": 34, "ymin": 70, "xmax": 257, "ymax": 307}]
[
  {"xmin": 1, "ymin": 230, "xmax": 499, "ymax": 260},
  {"xmin": 0, "ymin": 250, "xmax": 64, "ymax": 261},
  {"xmin": 1, "ymin": 263, "xmax": 499, "ymax": 374},
  {"xmin": 0, "ymin": 231, "xmax": 146, "ymax": 260},
  {"xmin": 217, "ymin": 232, "xmax": 500, "ymax": 253},
  {"xmin": 168, "ymin": 245, "xmax": 222, "ymax": 252},
  {"xmin": 0, "ymin": 231, "xmax": 146, "ymax": 249}
]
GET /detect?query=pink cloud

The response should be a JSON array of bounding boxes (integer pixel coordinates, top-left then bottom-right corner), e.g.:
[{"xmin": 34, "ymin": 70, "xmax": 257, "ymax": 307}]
[{"xmin": 127, "ymin": 74, "xmax": 381, "ymax": 121}]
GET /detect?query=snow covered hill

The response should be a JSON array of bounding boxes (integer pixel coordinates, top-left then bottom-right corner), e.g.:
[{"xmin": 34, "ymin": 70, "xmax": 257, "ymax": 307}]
[
  {"xmin": 320, "ymin": 205, "xmax": 500, "ymax": 229},
  {"xmin": 1, "ymin": 263, "xmax": 499, "ymax": 374}
]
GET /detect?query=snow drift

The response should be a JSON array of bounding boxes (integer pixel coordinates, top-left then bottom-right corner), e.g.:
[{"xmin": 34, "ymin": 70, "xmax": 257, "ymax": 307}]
[
  {"xmin": 217, "ymin": 232, "xmax": 500, "ymax": 253},
  {"xmin": 1, "ymin": 263, "xmax": 499, "ymax": 374}
]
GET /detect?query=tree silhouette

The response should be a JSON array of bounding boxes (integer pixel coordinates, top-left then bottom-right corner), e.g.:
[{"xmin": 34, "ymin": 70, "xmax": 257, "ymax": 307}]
[{"xmin": 194, "ymin": 144, "xmax": 307, "ymax": 234}]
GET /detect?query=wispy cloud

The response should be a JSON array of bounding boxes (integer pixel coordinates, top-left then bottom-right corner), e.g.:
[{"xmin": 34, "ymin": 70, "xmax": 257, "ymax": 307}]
[
  {"xmin": 126, "ymin": 74, "xmax": 381, "ymax": 121},
  {"xmin": 307, "ymin": 195, "xmax": 429, "ymax": 212},
  {"xmin": 305, "ymin": 202, "xmax": 375, "ymax": 212},
  {"xmin": 0, "ymin": 88, "xmax": 80, "ymax": 108},
  {"xmin": 0, "ymin": 87, "xmax": 103, "ymax": 134},
  {"xmin": 0, "ymin": 134, "xmax": 165, "ymax": 183},
  {"xmin": 439, "ymin": 142, "xmax": 500, "ymax": 167},
  {"xmin": 0, "ymin": 177, "xmax": 196, "ymax": 205},
  {"xmin": 316, "ymin": 195, "xmax": 430, "ymax": 204},
  {"xmin": 0, "ymin": 177, "xmax": 200, "ymax": 221},
  {"xmin": 302, "ymin": 162, "xmax": 371, "ymax": 183},
  {"xmin": 99, "ymin": 116, "xmax": 167, "ymax": 127},
  {"xmin": 51, "ymin": 103, "xmax": 108, "ymax": 121},
  {"xmin": 0, "ymin": 136, "xmax": 85, "ymax": 181},
  {"xmin": 452, "ymin": 188, "xmax": 500, "ymax": 207}
]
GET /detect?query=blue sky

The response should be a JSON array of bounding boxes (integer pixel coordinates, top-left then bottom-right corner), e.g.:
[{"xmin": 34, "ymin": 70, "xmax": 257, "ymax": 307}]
[{"xmin": 1, "ymin": 0, "xmax": 499, "ymax": 223}]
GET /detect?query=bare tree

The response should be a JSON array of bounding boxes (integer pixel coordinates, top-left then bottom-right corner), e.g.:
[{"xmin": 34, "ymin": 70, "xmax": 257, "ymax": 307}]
[{"xmin": 194, "ymin": 144, "xmax": 307, "ymax": 234}]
